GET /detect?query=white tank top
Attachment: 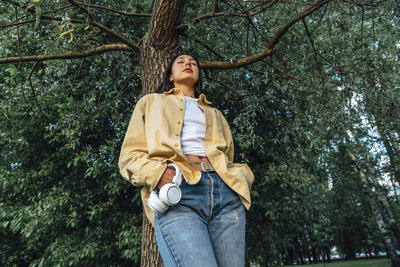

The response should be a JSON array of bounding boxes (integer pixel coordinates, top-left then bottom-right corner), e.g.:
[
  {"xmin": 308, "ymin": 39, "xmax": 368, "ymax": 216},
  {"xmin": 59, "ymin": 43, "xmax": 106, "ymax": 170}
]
[{"xmin": 180, "ymin": 96, "xmax": 207, "ymax": 157}]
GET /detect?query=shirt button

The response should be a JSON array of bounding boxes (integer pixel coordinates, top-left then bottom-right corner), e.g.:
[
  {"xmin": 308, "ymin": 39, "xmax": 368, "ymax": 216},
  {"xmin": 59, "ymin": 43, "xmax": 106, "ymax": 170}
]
[
  {"xmin": 180, "ymin": 99, "xmax": 184, "ymax": 102},
  {"xmin": 175, "ymin": 134, "xmax": 179, "ymax": 137},
  {"xmin": 180, "ymin": 108, "xmax": 183, "ymax": 111},
  {"xmin": 177, "ymin": 121, "xmax": 181, "ymax": 125},
  {"xmin": 174, "ymin": 143, "xmax": 178, "ymax": 147}
]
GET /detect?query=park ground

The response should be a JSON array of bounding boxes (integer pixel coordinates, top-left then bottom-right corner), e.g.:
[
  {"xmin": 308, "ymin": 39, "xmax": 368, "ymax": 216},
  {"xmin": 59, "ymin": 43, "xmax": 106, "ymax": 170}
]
[{"xmin": 280, "ymin": 258, "xmax": 390, "ymax": 267}]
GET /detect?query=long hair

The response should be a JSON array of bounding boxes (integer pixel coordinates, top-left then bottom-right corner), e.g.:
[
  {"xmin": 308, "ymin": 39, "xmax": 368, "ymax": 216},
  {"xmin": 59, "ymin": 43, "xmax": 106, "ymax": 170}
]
[{"xmin": 154, "ymin": 55, "xmax": 203, "ymax": 98}]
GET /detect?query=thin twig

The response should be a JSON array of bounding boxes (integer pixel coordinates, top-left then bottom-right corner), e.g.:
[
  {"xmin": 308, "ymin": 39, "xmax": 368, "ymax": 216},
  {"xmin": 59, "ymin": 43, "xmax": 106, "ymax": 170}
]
[
  {"xmin": 77, "ymin": 57, "xmax": 86, "ymax": 78},
  {"xmin": 302, "ymin": 18, "xmax": 320, "ymax": 71},
  {"xmin": 203, "ymin": 69, "xmax": 243, "ymax": 98},
  {"xmin": 190, "ymin": 0, "xmax": 277, "ymax": 29},
  {"xmin": 68, "ymin": 0, "xmax": 94, "ymax": 21},
  {"xmin": 79, "ymin": 2, "xmax": 151, "ymax": 17},
  {"xmin": 27, "ymin": 62, "xmax": 42, "ymax": 112},
  {"xmin": 212, "ymin": 0, "xmax": 219, "ymax": 14},
  {"xmin": 360, "ymin": 6, "xmax": 364, "ymax": 50},
  {"xmin": 181, "ymin": 33, "xmax": 225, "ymax": 60},
  {"xmin": 15, "ymin": 6, "xmax": 22, "ymax": 70},
  {"xmin": 341, "ymin": 0, "xmax": 387, "ymax": 7}
]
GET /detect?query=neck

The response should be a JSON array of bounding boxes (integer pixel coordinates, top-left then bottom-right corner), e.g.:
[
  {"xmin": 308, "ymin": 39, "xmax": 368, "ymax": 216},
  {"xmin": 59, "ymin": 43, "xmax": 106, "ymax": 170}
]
[{"xmin": 174, "ymin": 83, "xmax": 195, "ymax": 98}]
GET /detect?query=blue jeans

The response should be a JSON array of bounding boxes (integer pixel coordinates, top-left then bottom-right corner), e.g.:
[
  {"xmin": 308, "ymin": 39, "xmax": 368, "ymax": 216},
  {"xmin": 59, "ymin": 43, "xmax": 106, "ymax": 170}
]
[{"xmin": 154, "ymin": 171, "xmax": 246, "ymax": 267}]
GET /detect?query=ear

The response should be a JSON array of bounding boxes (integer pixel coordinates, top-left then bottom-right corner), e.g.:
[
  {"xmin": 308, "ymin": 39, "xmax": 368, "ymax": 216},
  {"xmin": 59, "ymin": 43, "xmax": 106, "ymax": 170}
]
[{"xmin": 169, "ymin": 76, "xmax": 173, "ymax": 82}]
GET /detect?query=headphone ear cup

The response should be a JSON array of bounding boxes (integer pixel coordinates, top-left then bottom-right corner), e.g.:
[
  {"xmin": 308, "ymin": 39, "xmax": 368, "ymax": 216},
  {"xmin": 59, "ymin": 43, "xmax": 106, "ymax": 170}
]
[
  {"xmin": 148, "ymin": 191, "xmax": 169, "ymax": 214},
  {"xmin": 159, "ymin": 184, "xmax": 181, "ymax": 205}
]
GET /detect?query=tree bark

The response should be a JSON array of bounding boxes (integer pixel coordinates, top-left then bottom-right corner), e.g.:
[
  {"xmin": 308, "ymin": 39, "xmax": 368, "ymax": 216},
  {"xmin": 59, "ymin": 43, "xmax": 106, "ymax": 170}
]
[
  {"xmin": 312, "ymin": 246, "xmax": 318, "ymax": 263},
  {"xmin": 368, "ymin": 165, "xmax": 400, "ymax": 249},
  {"xmin": 376, "ymin": 121, "xmax": 400, "ymax": 184},
  {"xmin": 364, "ymin": 164, "xmax": 400, "ymax": 266},
  {"xmin": 371, "ymin": 197, "xmax": 400, "ymax": 267},
  {"xmin": 138, "ymin": 1, "xmax": 188, "ymax": 266},
  {"xmin": 388, "ymin": 131, "xmax": 399, "ymax": 153},
  {"xmin": 350, "ymin": 133, "xmax": 400, "ymax": 266},
  {"xmin": 140, "ymin": 215, "xmax": 164, "ymax": 267},
  {"xmin": 324, "ymin": 246, "xmax": 331, "ymax": 262},
  {"xmin": 378, "ymin": 192, "xmax": 400, "ymax": 249},
  {"xmin": 140, "ymin": 0, "xmax": 188, "ymax": 94}
]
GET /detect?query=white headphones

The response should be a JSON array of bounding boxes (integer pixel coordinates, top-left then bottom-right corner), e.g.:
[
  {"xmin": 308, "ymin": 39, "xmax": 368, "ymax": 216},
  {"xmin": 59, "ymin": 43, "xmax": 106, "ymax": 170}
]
[{"xmin": 147, "ymin": 163, "xmax": 183, "ymax": 214}]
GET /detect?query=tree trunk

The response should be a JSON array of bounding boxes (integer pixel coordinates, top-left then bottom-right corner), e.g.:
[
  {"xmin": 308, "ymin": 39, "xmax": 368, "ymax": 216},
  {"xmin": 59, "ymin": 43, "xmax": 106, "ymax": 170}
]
[
  {"xmin": 376, "ymin": 122, "xmax": 400, "ymax": 184},
  {"xmin": 343, "ymin": 233, "xmax": 356, "ymax": 260},
  {"xmin": 363, "ymin": 243, "xmax": 371, "ymax": 258},
  {"xmin": 368, "ymin": 165, "xmax": 400, "ymax": 249},
  {"xmin": 324, "ymin": 246, "xmax": 331, "ymax": 262},
  {"xmin": 366, "ymin": 165, "xmax": 400, "ymax": 266},
  {"xmin": 388, "ymin": 131, "xmax": 399, "ymax": 153},
  {"xmin": 293, "ymin": 234, "xmax": 301, "ymax": 265},
  {"xmin": 373, "ymin": 245, "xmax": 379, "ymax": 258},
  {"xmin": 285, "ymin": 247, "xmax": 294, "ymax": 265},
  {"xmin": 378, "ymin": 193, "xmax": 400, "ymax": 249},
  {"xmin": 349, "ymin": 134, "xmax": 400, "ymax": 266},
  {"xmin": 307, "ymin": 248, "xmax": 312, "ymax": 264},
  {"xmin": 138, "ymin": 1, "xmax": 188, "ymax": 266},
  {"xmin": 320, "ymin": 246, "xmax": 326, "ymax": 262},
  {"xmin": 371, "ymin": 197, "xmax": 400, "ymax": 267},
  {"xmin": 312, "ymin": 246, "xmax": 318, "ymax": 263},
  {"xmin": 140, "ymin": 215, "xmax": 164, "ymax": 267}
]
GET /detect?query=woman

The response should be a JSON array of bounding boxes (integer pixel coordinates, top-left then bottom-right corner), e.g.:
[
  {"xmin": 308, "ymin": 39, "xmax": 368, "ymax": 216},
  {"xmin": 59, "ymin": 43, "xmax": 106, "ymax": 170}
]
[{"xmin": 119, "ymin": 54, "xmax": 254, "ymax": 267}]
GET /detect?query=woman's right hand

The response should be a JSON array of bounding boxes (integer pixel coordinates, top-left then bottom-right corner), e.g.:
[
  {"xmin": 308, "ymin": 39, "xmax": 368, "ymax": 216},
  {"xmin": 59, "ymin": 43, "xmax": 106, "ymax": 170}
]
[{"xmin": 157, "ymin": 167, "xmax": 176, "ymax": 189}]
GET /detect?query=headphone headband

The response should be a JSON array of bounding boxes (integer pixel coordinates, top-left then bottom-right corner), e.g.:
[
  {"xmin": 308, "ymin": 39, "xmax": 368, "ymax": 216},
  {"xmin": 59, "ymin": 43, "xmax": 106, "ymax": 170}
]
[{"xmin": 168, "ymin": 163, "xmax": 183, "ymax": 186}]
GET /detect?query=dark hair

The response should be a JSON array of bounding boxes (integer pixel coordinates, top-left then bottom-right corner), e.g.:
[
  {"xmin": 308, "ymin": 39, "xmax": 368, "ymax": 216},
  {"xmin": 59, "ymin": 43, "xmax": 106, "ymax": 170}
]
[{"xmin": 154, "ymin": 54, "xmax": 203, "ymax": 98}]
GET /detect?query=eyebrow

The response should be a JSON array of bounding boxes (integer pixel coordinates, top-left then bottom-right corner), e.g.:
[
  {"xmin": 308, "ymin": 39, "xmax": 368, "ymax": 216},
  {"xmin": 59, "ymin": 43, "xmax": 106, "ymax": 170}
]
[{"xmin": 176, "ymin": 56, "xmax": 195, "ymax": 61}]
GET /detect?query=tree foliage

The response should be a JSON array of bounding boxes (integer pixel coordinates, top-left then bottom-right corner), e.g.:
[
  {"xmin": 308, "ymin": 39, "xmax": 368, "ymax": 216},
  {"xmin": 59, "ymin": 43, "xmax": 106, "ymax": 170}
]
[{"xmin": 1, "ymin": 0, "xmax": 399, "ymax": 266}]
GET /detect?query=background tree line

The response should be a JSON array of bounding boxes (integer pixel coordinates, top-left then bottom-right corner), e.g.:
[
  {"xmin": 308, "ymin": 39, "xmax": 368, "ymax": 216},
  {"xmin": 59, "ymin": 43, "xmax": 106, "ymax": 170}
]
[{"xmin": 0, "ymin": 0, "xmax": 399, "ymax": 266}]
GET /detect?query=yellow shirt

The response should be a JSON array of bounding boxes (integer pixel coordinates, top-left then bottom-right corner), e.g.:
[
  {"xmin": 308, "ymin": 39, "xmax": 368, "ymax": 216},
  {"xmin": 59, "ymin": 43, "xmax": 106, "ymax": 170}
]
[{"xmin": 118, "ymin": 88, "xmax": 254, "ymax": 225}]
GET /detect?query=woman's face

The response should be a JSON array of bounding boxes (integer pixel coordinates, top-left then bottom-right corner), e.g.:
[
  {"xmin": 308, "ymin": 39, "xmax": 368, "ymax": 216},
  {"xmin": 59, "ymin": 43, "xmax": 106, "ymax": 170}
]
[{"xmin": 169, "ymin": 55, "xmax": 199, "ymax": 87}]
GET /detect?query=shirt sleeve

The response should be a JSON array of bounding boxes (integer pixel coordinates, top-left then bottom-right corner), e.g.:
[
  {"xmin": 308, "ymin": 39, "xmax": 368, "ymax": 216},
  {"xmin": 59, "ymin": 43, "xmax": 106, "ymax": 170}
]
[
  {"xmin": 118, "ymin": 96, "xmax": 167, "ymax": 191},
  {"xmin": 218, "ymin": 110, "xmax": 234, "ymax": 162}
]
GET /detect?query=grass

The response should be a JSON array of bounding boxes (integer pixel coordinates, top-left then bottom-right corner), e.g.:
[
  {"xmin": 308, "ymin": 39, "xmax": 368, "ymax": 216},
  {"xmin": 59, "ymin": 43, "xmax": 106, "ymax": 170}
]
[{"xmin": 281, "ymin": 258, "xmax": 391, "ymax": 267}]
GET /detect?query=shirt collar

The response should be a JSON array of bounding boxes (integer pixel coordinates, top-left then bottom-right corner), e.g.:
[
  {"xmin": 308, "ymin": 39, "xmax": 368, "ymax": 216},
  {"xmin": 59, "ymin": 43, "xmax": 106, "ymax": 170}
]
[{"xmin": 164, "ymin": 88, "xmax": 212, "ymax": 105}]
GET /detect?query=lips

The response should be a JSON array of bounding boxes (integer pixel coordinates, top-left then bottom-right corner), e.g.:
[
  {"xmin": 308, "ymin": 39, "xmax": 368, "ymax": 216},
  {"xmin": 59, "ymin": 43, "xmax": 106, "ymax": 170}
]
[{"xmin": 183, "ymin": 67, "xmax": 193, "ymax": 73}]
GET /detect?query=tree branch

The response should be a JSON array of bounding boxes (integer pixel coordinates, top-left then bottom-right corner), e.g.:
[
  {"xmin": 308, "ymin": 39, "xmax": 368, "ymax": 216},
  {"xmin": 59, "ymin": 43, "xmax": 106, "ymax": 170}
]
[
  {"xmin": 181, "ymin": 32, "xmax": 225, "ymax": 60},
  {"xmin": 189, "ymin": 0, "xmax": 277, "ymax": 28},
  {"xmin": 302, "ymin": 18, "xmax": 320, "ymax": 69},
  {"xmin": 200, "ymin": 0, "xmax": 330, "ymax": 70},
  {"xmin": 0, "ymin": 44, "xmax": 134, "ymax": 64},
  {"xmin": 28, "ymin": 62, "xmax": 42, "ymax": 112},
  {"xmin": 67, "ymin": 0, "xmax": 140, "ymax": 50},
  {"xmin": 79, "ymin": 3, "xmax": 151, "ymax": 17},
  {"xmin": 68, "ymin": 0, "xmax": 94, "ymax": 21},
  {"xmin": 341, "ymin": 0, "xmax": 387, "ymax": 7},
  {"xmin": 236, "ymin": 0, "xmax": 278, "ymax": 17},
  {"xmin": 0, "ymin": 14, "xmax": 139, "ymax": 51},
  {"xmin": 212, "ymin": 0, "xmax": 219, "ymax": 14},
  {"xmin": 203, "ymin": 69, "xmax": 243, "ymax": 98},
  {"xmin": 15, "ymin": 6, "xmax": 22, "ymax": 70},
  {"xmin": 88, "ymin": 21, "xmax": 139, "ymax": 50}
]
